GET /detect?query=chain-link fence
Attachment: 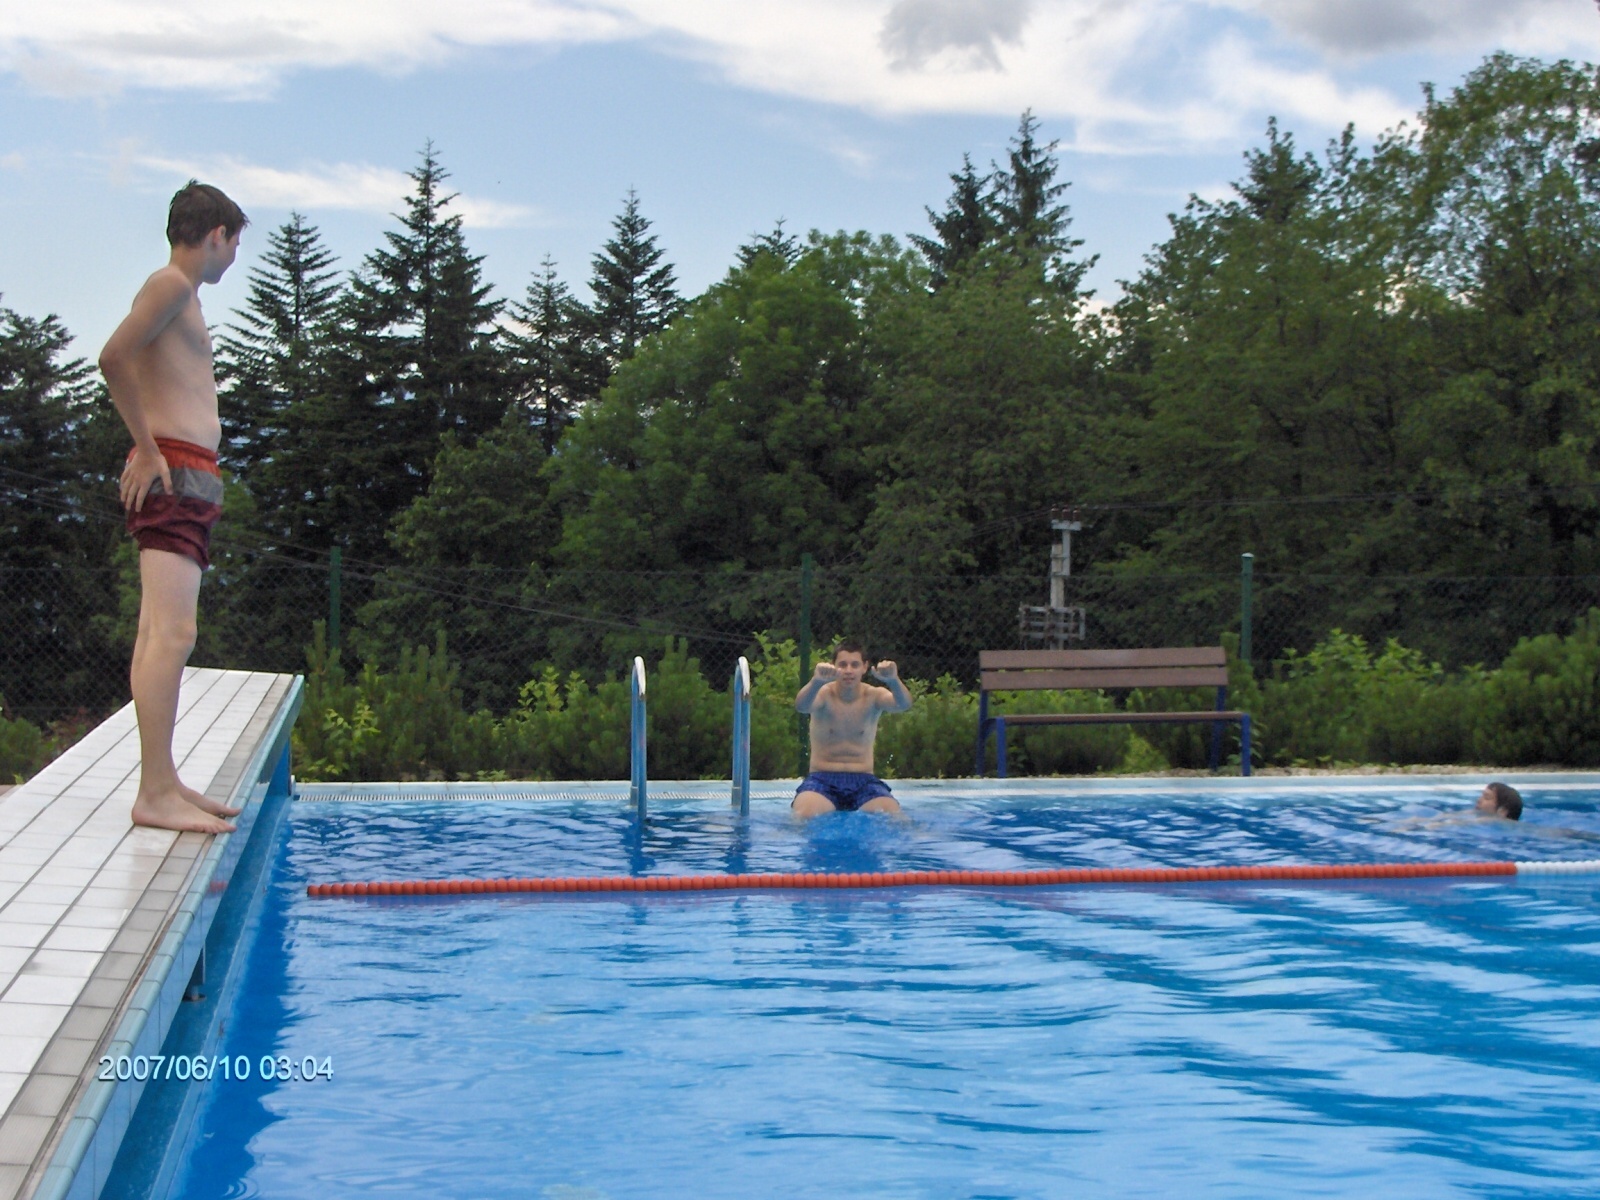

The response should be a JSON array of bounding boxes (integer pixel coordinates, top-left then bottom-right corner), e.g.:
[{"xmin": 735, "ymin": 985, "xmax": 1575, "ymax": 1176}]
[{"xmin": 6, "ymin": 549, "xmax": 1599, "ymax": 729}]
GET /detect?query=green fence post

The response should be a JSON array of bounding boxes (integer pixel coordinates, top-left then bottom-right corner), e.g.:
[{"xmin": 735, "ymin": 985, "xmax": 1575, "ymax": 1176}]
[
  {"xmin": 329, "ymin": 547, "xmax": 342, "ymax": 653},
  {"xmin": 796, "ymin": 553, "xmax": 814, "ymax": 777},
  {"xmin": 1240, "ymin": 551, "xmax": 1253, "ymax": 666}
]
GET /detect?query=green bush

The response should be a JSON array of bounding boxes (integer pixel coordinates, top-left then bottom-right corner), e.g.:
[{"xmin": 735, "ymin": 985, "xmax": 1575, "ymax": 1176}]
[
  {"xmin": 1249, "ymin": 630, "xmax": 1480, "ymax": 767},
  {"xmin": 0, "ymin": 704, "xmax": 47, "ymax": 784},
  {"xmin": 747, "ymin": 633, "xmax": 805, "ymax": 777},
  {"xmin": 288, "ymin": 616, "xmax": 1600, "ymax": 781},
  {"xmin": 876, "ymin": 676, "xmax": 979, "ymax": 778},
  {"xmin": 494, "ymin": 668, "xmax": 630, "ymax": 780},
  {"xmin": 295, "ymin": 625, "xmax": 495, "ymax": 781},
  {"xmin": 501, "ymin": 638, "xmax": 729, "ymax": 780},
  {"xmin": 985, "ymin": 687, "xmax": 1136, "ymax": 775},
  {"xmin": 1473, "ymin": 609, "xmax": 1600, "ymax": 766},
  {"xmin": 302, "ymin": 632, "xmax": 765, "ymax": 783}
]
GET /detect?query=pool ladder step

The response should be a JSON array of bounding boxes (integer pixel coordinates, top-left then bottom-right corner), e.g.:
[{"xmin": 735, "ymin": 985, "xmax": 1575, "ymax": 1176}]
[{"xmin": 630, "ymin": 655, "xmax": 754, "ymax": 821}]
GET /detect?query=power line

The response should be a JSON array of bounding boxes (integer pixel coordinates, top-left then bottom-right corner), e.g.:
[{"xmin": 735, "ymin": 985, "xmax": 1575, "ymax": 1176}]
[
  {"xmin": 960, "ymin": 480, "xmax": 1600, "ymax": 539},
  {"xmin": 0, "ymin": 465, "xmax": 752, "ymax": 645}
]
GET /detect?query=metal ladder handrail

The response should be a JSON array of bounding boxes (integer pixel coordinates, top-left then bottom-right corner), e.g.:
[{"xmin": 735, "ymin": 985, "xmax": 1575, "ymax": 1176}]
[
  {"xmin": 731, "ymin": 656, "xmax": 752, "ymax": 815},
  {"xmin": 630, "ymin": 656, "xmax": 647, "ymax": 818}
]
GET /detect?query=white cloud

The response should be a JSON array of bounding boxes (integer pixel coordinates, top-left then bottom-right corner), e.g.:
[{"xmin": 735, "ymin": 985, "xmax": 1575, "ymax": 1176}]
[
  {"xmin": 1223, "ymin": 0, "xmax": 1594, "ymax": 59},
  {"xmin": 880, "ymin": 0, "xmax": 1033, "ymax": 72},
  {"xmin": 132, "ymin": 154, "xmax": 541, "ymax": 228},
  {"xmin": 0, "ymin": 1, "xmax": 632, "ymax": 98},
  {"xmin": 1202, "ymin": 34, "xmax": 1410, "ymax": 134},
  {"xmin": 4, "ymin": 0, "xmax": 1599, "ymax": 150}
]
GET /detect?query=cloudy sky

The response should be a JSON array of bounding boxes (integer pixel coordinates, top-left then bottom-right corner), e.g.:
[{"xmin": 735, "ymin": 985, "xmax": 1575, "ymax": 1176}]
[{"xmin": 2, "ymin": 0, "xmax": 1597, "ymax": 357}]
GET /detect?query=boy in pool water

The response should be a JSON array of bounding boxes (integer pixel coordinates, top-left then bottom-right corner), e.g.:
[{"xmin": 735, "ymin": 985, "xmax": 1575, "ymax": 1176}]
[
  {"xmin": 1475, "ymin": 782, "xmax": 1522, "ymax": 820},
  {"xmin": 1387, "ymin": 781, "xmax": 1523, "ymax": 830},
  {"xmin": 99, "ymin": 181, "xmax": 247, "ymax": 834},
  {"xmin": 793, "ymin": 640, "xmax": 913, "ymax": 817}
]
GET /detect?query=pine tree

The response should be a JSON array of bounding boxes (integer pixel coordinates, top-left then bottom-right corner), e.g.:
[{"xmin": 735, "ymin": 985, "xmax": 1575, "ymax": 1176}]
[
  {"xmin": 913, "ymin": 116, "xmax": 1093, "ymax": 293},
  {"xmin": 0, "ymin": 301, "xmax": 127, "ymax": 720},
  {"xmin": 0, "ymin": 303, "xmax": 100, "ymax": 568},
  {"xmin": 344, "ymin": 143, "xmax": 504, "ymax": 434},
  {"xmin": 214, "ymin": 213, "xmax": 341, "ymax": 479},
  {"xmin": 507, "ymin": 257, "xmax": 589, "ymax": 454},
  {"xmin": 312, "ymin": 143, "xmax": 508, "ymax": 560},
  {"xmin": 990, "ymin": 111, "xmax": 1070, "ymax": 244},
  {"xmin": 736, "ymin": 219, "xmax": 801, "ymax": 269},
  {"xmin": 1237, "ymin": 119, "xmax": 1319, "ymax": 225},
  {"xmin": 582, "ymin": 189, "xmax": 681, "ymax": 396},
  {"xmin": 910, "ymin": 155, "xmax": 992, "ymax": 287},
  {"xmin": 989, "ymin": 111, "xmax": 1093, "ymax": 293}
]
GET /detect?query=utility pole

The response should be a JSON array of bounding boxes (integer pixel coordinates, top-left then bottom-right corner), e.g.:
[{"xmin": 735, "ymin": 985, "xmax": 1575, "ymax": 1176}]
[
  {"xmin": 1048, "ymin": 508, "xmax": 1081, "ymax": 609},
  {"xmin": 328, "ymin": 547, "xmax": 342, "ymax": 653},
  {"xmin": 796, "ymin": 553, "xmax": 814, "ymax": 778},
  {"xmin": 1240, "ymin": 552, "xmax": 1254, "ymax": 666},
  {"xmin": 1020, "ymin": 507, "xmax": 1087, "ymax": 648}
]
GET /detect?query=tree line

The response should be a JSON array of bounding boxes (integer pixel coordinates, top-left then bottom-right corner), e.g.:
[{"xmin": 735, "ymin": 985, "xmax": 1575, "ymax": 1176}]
[{"xmin": 5, "ymin": 53, "xmax": 1600, "ymax": 723}]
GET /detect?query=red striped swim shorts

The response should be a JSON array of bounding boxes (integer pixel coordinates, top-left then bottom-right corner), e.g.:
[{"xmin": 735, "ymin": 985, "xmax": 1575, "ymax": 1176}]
[{"xmin": 123, "ymin": 437, "xmax": 224, "ymax": 570}]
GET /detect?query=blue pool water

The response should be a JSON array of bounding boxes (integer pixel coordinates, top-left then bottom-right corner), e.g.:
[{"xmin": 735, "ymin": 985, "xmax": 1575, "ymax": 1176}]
[{"xmin": 171, "ymin": 785, "xmax": 1600, "ymax": 1199}]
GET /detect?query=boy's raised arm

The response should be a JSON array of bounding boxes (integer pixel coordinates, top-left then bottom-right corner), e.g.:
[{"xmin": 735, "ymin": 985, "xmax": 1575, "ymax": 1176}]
[
  {"xmin": 872, "ymin": 661, "xmax": 913, "ymax": 711},
  {"xmin": 99, "ymin": 269, "xmax": 192, "ymax": 510},
  {"xmin": 795, "ymin": 661, "xmax": 837, "ymax": 713}
]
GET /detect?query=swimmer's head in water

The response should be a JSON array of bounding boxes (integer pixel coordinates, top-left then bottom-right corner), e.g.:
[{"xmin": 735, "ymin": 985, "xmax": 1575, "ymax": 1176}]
[{"xmin": 1476, "ymin": 782, "xmax": 1523, "ymax": 820}]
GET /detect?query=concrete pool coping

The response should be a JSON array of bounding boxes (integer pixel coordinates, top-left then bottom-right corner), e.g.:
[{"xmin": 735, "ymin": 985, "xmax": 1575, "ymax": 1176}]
[{"xmin": 0, "ymin": 669, "xmax": 300, "ymax": 1200}]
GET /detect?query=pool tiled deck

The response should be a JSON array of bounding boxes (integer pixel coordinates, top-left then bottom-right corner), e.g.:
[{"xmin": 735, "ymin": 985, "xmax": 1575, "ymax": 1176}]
[{"xmin": 0, "ymin": 669, "xmax": 299, "ymax": 1200}]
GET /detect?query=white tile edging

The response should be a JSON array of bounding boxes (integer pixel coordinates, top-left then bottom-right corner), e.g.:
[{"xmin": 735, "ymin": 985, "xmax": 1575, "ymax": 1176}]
[{"xmin": 31, "ymin": 677, "xmax": 303, "ymax": 1200}]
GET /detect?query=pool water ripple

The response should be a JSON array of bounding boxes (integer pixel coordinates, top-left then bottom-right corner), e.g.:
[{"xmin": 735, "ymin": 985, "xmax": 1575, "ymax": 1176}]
[{"xmin": 171, "ymin": 787, "xmax": 1600, "ymax": 1199}]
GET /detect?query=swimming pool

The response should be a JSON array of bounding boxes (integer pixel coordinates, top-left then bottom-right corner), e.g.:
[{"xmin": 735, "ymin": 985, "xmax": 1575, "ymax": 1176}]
[{"xmin": 130, "ymin": 783, "xmax": 1600, "ymax": 1198}]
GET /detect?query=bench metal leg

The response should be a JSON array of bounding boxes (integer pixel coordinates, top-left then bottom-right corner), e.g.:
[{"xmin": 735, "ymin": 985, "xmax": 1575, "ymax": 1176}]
[
  {"xmin": 1240, "ymin": 714, "xmax": 1252, "ymax": 777},
  {"xmin": 996, "ymin": 718, "xmax": 1008, "ymax": 779}
]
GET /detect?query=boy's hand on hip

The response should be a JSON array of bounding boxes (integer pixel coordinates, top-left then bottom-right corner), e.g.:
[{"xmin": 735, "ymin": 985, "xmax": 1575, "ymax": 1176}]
[{"xmin": 122, "ymin": 446, "xmax": 172, "ymax": 513}]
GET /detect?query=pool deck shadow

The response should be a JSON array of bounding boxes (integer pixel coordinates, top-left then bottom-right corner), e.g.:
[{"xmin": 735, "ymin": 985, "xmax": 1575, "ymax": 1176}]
[{"xmin": 0, "ymin": 669, "xmax": 300, "ymax": 1200}]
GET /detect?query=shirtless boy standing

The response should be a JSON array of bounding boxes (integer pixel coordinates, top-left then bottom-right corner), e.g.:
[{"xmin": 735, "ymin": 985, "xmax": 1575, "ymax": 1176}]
[
  {"xmin": 793, "ymin": 640, "xmax": 914, "ymax": 817},
  {"xmin": 99, "ymin": 181, "xmax": 247, "ymax": 833}
]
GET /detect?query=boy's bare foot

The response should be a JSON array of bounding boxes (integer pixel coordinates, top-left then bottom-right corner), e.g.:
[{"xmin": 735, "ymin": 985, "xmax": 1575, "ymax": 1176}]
[
  {"xmin": 179, "ymin": 783, "xmax": 242, "ymax": 818},
  {"xmin": 132, "ymin": 788, "xmax": 236, "ymax": 834}
]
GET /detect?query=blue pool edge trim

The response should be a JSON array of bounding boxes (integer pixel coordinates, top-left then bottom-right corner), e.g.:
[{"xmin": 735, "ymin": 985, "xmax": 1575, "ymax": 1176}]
[{"xmin": 37, "ymin": 676, "xmax": 303, "ymax": 1200}]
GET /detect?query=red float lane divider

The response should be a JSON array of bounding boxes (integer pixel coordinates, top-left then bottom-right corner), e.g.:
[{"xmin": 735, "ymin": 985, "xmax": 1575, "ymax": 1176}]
[{"xmin": 306, "ymin": 860, "xmax": 1522, "ymax": 898}]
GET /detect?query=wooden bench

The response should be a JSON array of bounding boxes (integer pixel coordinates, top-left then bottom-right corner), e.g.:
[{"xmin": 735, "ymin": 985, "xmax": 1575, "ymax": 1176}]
[{"xmin": 976, "ymin": 647, "xmax": 1252, "ymax": 777}]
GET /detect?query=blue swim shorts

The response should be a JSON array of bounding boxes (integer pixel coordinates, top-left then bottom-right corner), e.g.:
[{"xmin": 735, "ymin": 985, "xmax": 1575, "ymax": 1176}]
[{"xmin": 795, "ymin": 771, "xmax": 895, "ymax": 812}]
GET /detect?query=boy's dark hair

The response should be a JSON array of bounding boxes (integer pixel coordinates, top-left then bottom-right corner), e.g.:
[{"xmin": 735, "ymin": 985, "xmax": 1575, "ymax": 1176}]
[
  {"xmin": 167, "ymin": 181, "xmax": 249, "ymax": 247},
  {"xmin": 1486, "ymin": 782, "xmax": 1523, "ymax": 820},
  {"xmin": 832, "ymin": 639, "xmax": 868, "ymax": 663}
]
